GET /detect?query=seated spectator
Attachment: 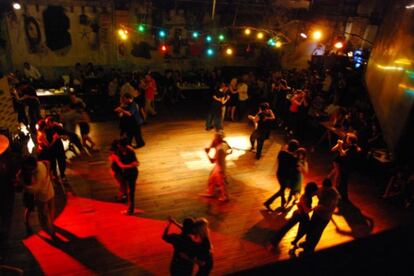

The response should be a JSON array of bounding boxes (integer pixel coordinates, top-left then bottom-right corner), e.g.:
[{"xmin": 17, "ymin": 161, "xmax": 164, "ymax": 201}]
[{"xmin": 23, "ymin": 62, "xmax": 42, "ymax": 84}]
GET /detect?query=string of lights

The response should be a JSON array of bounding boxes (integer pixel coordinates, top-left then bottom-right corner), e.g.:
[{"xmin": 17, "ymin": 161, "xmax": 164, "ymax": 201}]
[{"xmin": 116, "ymin": 22, "xmax": 293, "ymax": 57}]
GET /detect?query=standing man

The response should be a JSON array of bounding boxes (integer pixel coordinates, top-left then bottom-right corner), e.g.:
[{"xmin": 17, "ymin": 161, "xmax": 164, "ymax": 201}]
[
  {"xmin": 300, "ymin": 178, "xmax": 339, "ymax": 255},
  {"xmin": 144, "ymin": 73, "xmax": 157, "ymax": 116},
  {"xmin": 60, "ymin": 104, "xmax": 86, "ymax": 155},
  {"xmin": 200, "ymin": 131, "xmax": 232, "ymax": 202},
  {"xmin": 249, "ymin": 102, "xmax": 275, "ymax": 160},
  {"xmin": 44, "ymin": 117, "xmax": 67, "ymax": 183},
  {"xmin": 330, "ymin": 132, "xmax": 361, "ymax": 203},
  {"xmin": 237, "ymin": 76, "xmax": 249, "ymax": 120},
  {"xmin": 263, "ymin": 139, "xmax": 299, "ymax": 211},
  {"xmin": 109, "ymin": 138, "xmax": 139, "ymax": 215},
  {"xmin": 114, "ymin": 93, "xmax": 145, "ymax": 149},
  {"xmin": 20, "ymin": 84, "xmax": 41, "ymax": 133},
  {"xmin": 205, "ymin": 83, "xmax": 230, "ymax": 131}
]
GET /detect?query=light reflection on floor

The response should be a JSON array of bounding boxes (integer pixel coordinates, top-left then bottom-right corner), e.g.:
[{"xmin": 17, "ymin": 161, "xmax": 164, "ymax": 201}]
[{"xmin": 182, "ymin": 136, "xmax": 250, "ymax": 170}]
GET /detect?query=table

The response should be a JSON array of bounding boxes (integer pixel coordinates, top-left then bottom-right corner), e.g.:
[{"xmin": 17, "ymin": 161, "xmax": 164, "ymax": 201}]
[
  {"xmin": 36, "ymin": 87, "xmax": 70, "ymax": 97},
  {"xmin": 36, "ymin": 87, "xmax": 70, "ymax": 109}
]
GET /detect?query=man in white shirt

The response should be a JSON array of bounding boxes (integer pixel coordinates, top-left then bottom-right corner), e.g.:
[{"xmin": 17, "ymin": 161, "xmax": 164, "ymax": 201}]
[
  {"xmin": 237, "ymin": 76, "xmax": 249, "ymax": 120},
  {"xmin": 23, "ymin": 62, "xmax": 42, "ymax": 82}
]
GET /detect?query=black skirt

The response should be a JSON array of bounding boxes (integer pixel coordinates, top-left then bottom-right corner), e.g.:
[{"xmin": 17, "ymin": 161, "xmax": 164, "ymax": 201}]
[{"xmin": 79, "ymin": 122, "xmax": 90, "ymax": 135}]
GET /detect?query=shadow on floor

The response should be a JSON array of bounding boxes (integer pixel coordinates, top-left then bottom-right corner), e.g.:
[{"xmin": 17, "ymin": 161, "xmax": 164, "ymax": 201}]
[
  {"xmin": 332, "ymin": 201, "xmax": 374, "ymax": 238},
  {"xmin": 243, "ymin": 209, "xmax": 291, "ymax": 246},
  {"xmin": 40, "ymin": 226, "xmax": 151, "ymax": 275}
]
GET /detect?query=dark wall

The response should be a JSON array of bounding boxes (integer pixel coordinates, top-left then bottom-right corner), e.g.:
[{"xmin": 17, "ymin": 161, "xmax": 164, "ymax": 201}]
[{"xmin": 365, "ymin": 0, "xmax": 414, "ymax": 162}]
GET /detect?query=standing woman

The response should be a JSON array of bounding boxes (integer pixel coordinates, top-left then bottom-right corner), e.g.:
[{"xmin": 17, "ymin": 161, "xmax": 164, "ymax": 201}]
[
  {"xmin": 193, "ymin": 218, "xmax": 213, "ymax": 276},
  {"xmin": 226, "ymin": 78, "xmax": 238, "ymax": 121},
  {"xmin": 287, "ymin": 90, "xmax": 305, "ymax": 136},
  {"xmin": 36, "ymin": 119, "xmax": 50, "ymax": 161},
  {"xmin": 109, "ymin": 138, "xmax": 139, "ymax": 215},
  {"xmin": 200, "ymin": 132, "xmax": 232, "ymax": 202},
  {"xmin": 287, "ymin": 147, "xmax": 309, "ymax": 206},
  {"xmin": 268, "ymin": 182, "xmax": 318, "ymax": 250},
  {"xmin": 18, "ymin": 156, "xmax": 56, "ymax": 237},
  {"xmin": 290, "ymin": 182, "xmax": 318, "ymax": 247}
]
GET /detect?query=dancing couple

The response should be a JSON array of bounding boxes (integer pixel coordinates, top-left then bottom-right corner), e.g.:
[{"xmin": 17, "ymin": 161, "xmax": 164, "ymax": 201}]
[
  {"xmin": 200, "ymin": 131, "xmax": 232, "ymax": 202},
  {"xmin": 264, "ymin": 139, "xmax": 309, "ymax": 211},
  {"xmin": 163, "ymin": 217, "xmax": 213, "ymax": 276}
]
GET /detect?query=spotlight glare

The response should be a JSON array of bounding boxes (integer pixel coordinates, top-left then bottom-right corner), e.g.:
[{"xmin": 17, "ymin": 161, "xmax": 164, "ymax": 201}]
[
  {"xmin": 219, "ymin": 34, "xmax": 225, "ymax": 41},
  {"xmin": 244, "ymin": 28, "xmax": 251, "ymax": 35},
  {"xmin": 334, "ymin": 42, "xmax": 343, "ymax": 49},
  {"xmin": 300, "ymin": 32, "xmax": 307, "ymax": 39},
  {"xmin": 275, "ymin": 41, "xmax": 282, "ymax": 48},
  {"xmin": 117, "ymin": 29, "xmax": 128, "ymax": 40},
  {"xmin": 312, "ymin": 30, "xmax": 322, "ymax": 41},
  {"xmin": 161, "ymin": 45, "xmax": 167, "ymax": 52},
  {"xmin": 13, "ymin": 2, "xmax": 21, "ymax": 10},
  {"xmin": 206, "ymin": 48, "xmax": 214, "ymax": 56},
  {"xmin": 257, "ymin": 32, "xmax": 264, "ymax": 39},
  {"xmin": 206, "ymin": 35, "xmax": 212, "ymax": 42},
  {"xmin": 192, "ymin": 31, "xmax": 199, "ymax": 38},
  {"xmin": 226, "ymin": 47, "xmax": 233, "ymax": 55}
]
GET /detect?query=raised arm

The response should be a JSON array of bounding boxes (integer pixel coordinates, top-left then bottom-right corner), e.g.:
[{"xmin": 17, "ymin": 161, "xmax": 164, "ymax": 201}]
[{"xmin": 264, "ymin": 110, "xmax": 275, "ymax": 121}]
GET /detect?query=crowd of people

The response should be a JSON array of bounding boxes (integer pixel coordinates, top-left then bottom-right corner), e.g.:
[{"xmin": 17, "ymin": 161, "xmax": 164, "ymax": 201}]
[{"xmin": 0, "ymin": 59, "xmax": 405, "ymax": 275}]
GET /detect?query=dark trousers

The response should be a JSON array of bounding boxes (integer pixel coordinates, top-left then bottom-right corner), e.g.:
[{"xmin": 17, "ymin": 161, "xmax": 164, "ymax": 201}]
[
  {"xmin": 205, "ymin": 108, "xmax": 222, "ymax": 130},
  {"xmin": 265, "ymin": 176, "xmax": 289, "ymax": 207},
  {"xmin": 292, "ymin": 212, "xmax": 310, "ymax": 244},
  {"xmin": 303, "ymin": 215, "xmax": 330, "ymax": 254},
  {"xmin": 196, "ymin": 253, "xmax": 213, "ymax": 276},
  {"xmin": 338, "ymin": 169, "xmax": 350, "ymax": 202},
  {"xmin": 16, "ymin": 104, "xmax": 28, "ymax": 126},
  {"xmin": 50, "ymin": 143, "xmax": 66, "ymax": 178},
  {"xmin": 67, "ymin": 132, "xmax": 84, "ymax": 152},
  {"xmin": 28, "ymin": 103, "xmax": 40, "ymax": 132},
  {"xmin": 288, "ymin": 111, "xmax": 299, "ymax": 134},
  {"xmin": 124, "ymin": 171, "xmax": 138, "ymax": 212},
  {"xmin": 237, "ymin": 100, "xmax": 248, "ymax": 120},
  {"xmin": 126, "ymin": 126, "xmax": 145, "ymax": 148},
  {"xmin": 250, "ymin": 130, "xmax": 265, "ymax": 159},
  {"xmin": 270, "ymin": 211, "xmax": 309, "ymax": 246},
  {"xmin": 170, "ymin": 260, "xmax": 194, "ymax": 276}
]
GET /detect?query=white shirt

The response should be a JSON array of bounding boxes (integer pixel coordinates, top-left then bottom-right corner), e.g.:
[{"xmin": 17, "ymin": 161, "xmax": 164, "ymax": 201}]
[
  {"xmin": 24, "ymin": 65, "xmax": 42, "ymax": 80},
  {"xmin": 25, "ymin": 162, "xmax": 54, "ymax": 202},
  {"xmin": 238, "ymin": 83, "xmax": 248, "ymax": 101},
  {"xmin": 312, "ymin": 46, "xmax": 325, "ymax": 56}
]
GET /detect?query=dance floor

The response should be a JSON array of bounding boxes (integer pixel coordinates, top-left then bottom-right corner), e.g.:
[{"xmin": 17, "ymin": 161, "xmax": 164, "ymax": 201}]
[{"xmin": 2, "ymin": 118, "xmax": 412, "ymax": 275}]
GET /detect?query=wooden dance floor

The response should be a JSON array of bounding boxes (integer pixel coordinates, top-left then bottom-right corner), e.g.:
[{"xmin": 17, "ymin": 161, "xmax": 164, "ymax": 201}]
[{"xmin": 2, "ymin": 118, "xmax": 412, "ymax": 275}]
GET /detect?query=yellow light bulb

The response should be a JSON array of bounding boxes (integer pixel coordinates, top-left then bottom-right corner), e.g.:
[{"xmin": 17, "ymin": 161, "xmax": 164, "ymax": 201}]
[{"xmin": 313, "ymin": 31, "xmax": 322, "ymax": 41}]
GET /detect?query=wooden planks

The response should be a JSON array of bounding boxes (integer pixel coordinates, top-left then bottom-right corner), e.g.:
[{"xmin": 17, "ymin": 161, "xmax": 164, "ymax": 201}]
[{"xmin": 2, "ymin": 118, "xmax": 412, "ymax": 275}]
